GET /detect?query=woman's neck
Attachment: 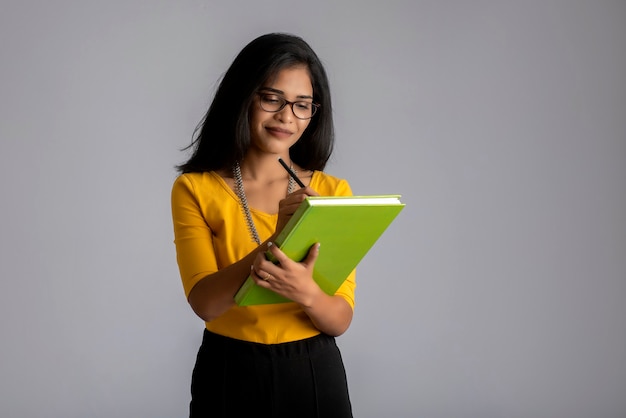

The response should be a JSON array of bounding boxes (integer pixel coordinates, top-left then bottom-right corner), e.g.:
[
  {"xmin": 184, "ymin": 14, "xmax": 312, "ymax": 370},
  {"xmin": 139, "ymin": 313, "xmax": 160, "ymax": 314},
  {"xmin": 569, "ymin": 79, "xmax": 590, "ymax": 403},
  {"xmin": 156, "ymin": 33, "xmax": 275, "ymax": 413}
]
[{"xmin": 238, "ymin": 152, "xmax": 293, "ymax": 183}]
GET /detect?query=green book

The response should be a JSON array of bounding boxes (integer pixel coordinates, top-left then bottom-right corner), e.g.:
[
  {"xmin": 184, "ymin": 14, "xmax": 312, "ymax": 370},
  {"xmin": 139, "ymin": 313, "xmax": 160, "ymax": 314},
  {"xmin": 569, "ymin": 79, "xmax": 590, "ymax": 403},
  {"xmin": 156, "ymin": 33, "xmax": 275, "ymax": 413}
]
[{"xmin": 234, "ymin": 195, "xmax": 405, "ymax": 306}]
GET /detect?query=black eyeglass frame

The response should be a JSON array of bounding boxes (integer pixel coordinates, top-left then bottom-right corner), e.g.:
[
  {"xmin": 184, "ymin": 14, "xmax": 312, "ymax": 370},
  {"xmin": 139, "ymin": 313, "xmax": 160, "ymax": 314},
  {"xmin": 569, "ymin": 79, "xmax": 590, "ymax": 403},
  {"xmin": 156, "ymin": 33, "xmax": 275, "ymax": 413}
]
[{"xmin": 256, "ymin": 92, "xmax": 320, "ymax": 120}]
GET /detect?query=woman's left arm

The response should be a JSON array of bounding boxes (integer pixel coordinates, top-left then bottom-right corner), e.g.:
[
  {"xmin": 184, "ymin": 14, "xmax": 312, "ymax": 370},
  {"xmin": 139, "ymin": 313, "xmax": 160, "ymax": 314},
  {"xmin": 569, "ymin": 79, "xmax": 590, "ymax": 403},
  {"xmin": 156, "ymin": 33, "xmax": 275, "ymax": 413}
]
[{"xmin": 299, "ymin": 287, "xmax": 354, "ymax": 337}]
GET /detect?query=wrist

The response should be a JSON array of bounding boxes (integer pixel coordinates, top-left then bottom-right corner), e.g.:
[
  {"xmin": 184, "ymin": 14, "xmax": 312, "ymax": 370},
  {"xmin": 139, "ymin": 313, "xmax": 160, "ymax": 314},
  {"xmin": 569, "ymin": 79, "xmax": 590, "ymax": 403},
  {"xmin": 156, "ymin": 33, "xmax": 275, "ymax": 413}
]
[{"xmin": 299, "ymin": 285, "xmax": 325, "ymax": 310}]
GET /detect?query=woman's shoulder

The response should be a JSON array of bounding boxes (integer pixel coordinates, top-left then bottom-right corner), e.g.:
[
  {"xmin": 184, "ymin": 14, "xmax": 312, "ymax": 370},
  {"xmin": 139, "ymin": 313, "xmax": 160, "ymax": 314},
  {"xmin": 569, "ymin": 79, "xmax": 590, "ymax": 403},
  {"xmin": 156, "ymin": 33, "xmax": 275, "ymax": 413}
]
[
  {"xmin": 311, "ymin": 171, "xmax": 353, "ymax": 196},
  {"xmin": 172, "ymin": 171, "xmax": 232, "ymax": 198}
]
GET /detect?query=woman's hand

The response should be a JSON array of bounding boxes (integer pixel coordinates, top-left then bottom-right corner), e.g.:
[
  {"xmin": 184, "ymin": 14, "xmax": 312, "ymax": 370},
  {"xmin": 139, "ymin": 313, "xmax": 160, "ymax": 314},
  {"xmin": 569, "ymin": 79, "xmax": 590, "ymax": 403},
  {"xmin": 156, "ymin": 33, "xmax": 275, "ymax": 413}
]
[
  {"xmin": 274, "ymin": 186, "xmax": 319, "ymax": 236},
  {"xmin": 251, "ymin": 241, "xmax": 322, "ymax": 307}
]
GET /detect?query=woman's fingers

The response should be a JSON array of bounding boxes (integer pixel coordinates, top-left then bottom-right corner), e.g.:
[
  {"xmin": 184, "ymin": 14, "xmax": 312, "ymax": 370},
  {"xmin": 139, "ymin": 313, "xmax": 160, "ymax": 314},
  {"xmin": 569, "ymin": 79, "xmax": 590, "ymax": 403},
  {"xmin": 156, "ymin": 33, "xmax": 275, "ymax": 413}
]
[
  {"xmin": 251, "ymin": 242, "xmax": 321, "ymax": 295},
  {"xmin": 250, "ymin": 264, "xmax": 274, "ymax": 287}
]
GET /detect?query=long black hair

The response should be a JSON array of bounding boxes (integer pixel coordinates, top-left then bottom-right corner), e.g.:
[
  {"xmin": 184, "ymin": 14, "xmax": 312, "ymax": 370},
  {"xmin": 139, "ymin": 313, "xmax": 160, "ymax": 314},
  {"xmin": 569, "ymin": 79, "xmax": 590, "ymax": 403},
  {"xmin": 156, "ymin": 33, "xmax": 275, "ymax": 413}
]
[{"xmin": 177, "ymin": 33, "xmax": 334, "ymax": 174}]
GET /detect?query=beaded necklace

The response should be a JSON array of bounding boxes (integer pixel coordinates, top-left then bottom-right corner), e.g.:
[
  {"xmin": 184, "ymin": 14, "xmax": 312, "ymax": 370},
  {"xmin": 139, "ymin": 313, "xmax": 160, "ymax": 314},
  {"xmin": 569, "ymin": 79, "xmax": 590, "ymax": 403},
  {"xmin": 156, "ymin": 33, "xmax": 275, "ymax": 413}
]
[{"xmin": 233, "ymin": 162, "xmax": 295, "ymax": 244}]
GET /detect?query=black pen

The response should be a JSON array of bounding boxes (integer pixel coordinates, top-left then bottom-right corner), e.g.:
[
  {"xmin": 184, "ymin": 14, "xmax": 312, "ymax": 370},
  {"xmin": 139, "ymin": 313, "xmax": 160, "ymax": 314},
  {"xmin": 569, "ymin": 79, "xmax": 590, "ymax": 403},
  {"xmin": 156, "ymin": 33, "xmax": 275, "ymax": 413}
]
[{"xmin": 277, "ymin": 157, "xmax": 306, "ymax": 188}]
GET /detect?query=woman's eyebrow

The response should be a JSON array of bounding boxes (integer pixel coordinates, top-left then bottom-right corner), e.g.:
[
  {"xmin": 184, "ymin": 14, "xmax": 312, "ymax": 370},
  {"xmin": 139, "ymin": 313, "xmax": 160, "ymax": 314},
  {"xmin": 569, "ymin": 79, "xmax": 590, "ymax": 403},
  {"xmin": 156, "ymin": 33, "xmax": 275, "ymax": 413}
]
[{"xmin": 259, "ymin": 87, "xmax": 313, "ymax": 100}]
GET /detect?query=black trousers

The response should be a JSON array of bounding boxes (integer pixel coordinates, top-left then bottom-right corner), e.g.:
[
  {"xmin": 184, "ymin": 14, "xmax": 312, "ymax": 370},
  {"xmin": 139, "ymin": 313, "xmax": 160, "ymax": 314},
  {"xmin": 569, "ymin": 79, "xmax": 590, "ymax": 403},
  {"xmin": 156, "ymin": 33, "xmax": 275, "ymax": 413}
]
[{"xmin": 190, "ymin": 329, "xmax": 353, "ymax": 418}]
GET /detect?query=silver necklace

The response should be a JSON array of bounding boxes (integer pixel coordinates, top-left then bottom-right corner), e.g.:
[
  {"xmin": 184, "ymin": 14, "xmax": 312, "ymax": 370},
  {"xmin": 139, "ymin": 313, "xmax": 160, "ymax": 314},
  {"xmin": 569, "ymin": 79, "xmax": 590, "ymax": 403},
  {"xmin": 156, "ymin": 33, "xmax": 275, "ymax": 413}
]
[{"xmin": 233, "ymin": 162, "xmax": 296, "ymax": 244}]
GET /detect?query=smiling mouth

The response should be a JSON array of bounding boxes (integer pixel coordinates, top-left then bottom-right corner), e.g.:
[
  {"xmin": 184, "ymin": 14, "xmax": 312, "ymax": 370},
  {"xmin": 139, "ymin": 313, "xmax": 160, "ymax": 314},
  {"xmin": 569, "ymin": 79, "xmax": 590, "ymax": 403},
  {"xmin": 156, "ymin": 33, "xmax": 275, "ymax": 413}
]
[{"xmin": 266, "ymin": 127, "xmax": 293, "ymax": 136}]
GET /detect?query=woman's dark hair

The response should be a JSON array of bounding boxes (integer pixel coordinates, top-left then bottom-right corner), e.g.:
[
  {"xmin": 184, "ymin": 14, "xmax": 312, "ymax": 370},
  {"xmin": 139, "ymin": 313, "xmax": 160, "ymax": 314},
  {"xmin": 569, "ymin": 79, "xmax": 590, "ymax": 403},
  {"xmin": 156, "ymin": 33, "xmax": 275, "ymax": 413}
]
[{"xmin": 177, "ymin": 33, "xmax": 334, "ymax": 173}]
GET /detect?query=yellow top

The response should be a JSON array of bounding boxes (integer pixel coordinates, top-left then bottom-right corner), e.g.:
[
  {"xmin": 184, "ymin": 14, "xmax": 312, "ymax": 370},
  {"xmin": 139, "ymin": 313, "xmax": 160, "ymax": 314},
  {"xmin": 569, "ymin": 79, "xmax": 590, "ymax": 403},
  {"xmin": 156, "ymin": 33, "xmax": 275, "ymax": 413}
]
[{"xmin": 171, "ymin": 171, "xmax": 356, "ymax": 344}]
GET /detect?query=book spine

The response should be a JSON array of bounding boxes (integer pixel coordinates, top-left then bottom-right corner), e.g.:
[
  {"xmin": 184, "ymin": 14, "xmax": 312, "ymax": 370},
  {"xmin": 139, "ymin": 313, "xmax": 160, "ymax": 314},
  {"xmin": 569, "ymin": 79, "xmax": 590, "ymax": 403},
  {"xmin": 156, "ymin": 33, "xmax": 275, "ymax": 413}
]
[{"xmin": 233, "ymin": 277, "xmax": 255, "ymax": 305}]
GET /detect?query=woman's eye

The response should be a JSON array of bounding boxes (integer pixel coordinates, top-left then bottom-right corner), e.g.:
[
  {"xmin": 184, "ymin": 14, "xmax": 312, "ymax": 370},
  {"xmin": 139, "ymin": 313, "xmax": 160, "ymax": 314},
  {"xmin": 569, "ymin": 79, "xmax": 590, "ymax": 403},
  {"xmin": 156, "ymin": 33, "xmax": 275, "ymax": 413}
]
[
  {"xmin": 295, "ymin": 102, "xmax": 312, "ymax": 110},
  {"xmin": 262, "ymin": 95, "xmax": 281, "ymax": 104}
]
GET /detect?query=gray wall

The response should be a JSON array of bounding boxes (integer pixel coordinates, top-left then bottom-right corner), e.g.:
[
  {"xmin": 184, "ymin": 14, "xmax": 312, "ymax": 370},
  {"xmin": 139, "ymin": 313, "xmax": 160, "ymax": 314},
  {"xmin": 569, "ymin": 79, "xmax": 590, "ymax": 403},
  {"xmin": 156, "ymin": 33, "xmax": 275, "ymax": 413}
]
[{"xmin": 1, "ymin": 1, "xmax": 625, "ymax": 417}]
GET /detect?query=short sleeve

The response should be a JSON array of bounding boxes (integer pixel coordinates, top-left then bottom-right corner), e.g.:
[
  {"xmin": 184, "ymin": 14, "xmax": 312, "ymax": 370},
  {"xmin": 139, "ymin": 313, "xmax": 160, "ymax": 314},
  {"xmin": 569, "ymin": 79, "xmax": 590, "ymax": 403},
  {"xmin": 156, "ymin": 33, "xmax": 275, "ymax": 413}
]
[
  {"xmin": 171, "ymin": 175, "xmax": 218, "ymax": 297},
  {"xmin": 334, "ymin": 270, "xmax": 356, "ymax": 309}
]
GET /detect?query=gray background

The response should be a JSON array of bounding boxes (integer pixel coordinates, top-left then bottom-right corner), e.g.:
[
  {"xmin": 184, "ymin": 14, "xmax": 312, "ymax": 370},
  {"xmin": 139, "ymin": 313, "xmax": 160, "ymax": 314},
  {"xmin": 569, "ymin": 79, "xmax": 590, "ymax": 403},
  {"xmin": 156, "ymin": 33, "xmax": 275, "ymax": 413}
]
[{"xmin": 1, "ymin": 1, "xmax": 625, "ymax": 417}]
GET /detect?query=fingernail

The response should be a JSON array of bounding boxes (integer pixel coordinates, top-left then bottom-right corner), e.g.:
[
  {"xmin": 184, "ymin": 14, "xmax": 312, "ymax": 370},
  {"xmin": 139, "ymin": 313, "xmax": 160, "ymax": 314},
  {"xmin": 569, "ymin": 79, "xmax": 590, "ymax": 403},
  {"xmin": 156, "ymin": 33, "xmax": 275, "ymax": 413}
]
[{"xmin": 267, "ymin": 242, "xmax": 273, "ymax": 248}]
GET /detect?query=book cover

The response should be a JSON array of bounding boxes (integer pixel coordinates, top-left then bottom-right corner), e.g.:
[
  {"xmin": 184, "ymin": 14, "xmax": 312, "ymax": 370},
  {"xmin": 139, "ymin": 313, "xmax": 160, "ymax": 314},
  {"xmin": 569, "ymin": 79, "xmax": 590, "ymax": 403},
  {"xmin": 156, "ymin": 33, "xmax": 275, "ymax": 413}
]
[{"xmin": 234, "ymin": 195, "xmax": 405, "ymax": 306}]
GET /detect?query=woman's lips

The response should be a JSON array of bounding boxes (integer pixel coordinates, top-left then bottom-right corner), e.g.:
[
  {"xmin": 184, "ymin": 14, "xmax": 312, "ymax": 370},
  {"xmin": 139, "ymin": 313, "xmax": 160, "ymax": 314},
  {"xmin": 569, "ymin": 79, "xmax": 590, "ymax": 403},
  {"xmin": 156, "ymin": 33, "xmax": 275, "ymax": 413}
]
[{"xmin": 266, "ymin": 127, "xmax": 293, "ymax": 138}]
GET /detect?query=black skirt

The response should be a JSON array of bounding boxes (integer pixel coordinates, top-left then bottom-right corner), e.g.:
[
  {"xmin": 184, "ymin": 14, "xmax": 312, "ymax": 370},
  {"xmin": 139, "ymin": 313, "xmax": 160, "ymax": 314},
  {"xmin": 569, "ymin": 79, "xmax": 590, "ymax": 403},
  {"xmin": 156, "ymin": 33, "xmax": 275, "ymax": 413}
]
[{"xmin": 189, "ymin": 329, "xmax": 353, "ymax": 418}]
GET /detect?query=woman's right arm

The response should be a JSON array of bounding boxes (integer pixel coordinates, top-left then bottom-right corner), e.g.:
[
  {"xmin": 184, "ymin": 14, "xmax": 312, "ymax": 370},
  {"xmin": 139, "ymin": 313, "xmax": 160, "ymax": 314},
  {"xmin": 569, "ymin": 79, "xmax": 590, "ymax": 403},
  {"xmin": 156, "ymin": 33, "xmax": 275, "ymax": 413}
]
[
  {"xmin": 171, "ymin": 175, "xmax": 259, "ymax": 322},
  {"xmin": 186, "ymin": 243, "xmax": 269, "ymax": 322},
  {"xmin": 172, "ymin": 175, "xmax": 313, "ymax": 322},
  {"xmin": 187, "ymin": 188, "xmax": 312, "ymax": 321}
]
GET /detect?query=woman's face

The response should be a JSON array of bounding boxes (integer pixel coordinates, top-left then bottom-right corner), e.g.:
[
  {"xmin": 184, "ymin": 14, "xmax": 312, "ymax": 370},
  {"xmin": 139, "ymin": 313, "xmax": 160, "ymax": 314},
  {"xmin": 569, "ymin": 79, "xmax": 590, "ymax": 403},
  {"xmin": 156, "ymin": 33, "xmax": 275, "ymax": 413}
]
[{"xmin": 249, "ymin": 66, "xmax": 313, "ymax": 156}]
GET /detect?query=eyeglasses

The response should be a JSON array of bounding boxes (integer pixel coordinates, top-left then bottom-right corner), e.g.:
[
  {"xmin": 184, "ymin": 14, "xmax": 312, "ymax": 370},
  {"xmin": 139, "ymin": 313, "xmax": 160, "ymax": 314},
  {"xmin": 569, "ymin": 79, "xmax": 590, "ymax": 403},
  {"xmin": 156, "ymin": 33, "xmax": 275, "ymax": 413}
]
[{"xmin": 257, "ymin": 93, "xmax": 320, "ymax": 120}]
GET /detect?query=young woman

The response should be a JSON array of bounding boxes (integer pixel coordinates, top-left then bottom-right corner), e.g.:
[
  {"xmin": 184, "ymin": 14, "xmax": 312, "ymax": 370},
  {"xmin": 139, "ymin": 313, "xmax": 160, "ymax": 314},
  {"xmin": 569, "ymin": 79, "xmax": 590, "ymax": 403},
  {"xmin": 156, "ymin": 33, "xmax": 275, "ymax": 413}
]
[{"xmin": 171, "ymin": 33, "xmax": 355, "ymax": 418}]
